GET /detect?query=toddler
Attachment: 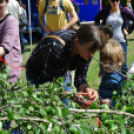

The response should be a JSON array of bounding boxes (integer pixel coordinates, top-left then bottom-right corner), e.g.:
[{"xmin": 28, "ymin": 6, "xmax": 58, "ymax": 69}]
[{"xmin": 99, "ymin": 39, "xmax": 126, "ymax": 106}]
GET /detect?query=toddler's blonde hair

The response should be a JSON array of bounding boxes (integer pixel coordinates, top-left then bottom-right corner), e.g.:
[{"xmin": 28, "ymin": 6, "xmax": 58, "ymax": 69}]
[{"xmin": 100, "ymin": 39, "xmax": 125, "ymax": 65}]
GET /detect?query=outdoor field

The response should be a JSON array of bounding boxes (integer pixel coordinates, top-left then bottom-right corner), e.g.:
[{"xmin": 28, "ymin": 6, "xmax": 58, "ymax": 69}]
[{"xmin": 21, "ymin": 31, "xmax": 134, "ymax": 90}]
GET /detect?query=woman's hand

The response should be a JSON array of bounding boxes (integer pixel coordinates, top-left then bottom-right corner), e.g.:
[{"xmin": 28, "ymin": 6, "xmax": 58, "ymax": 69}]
[
  {"xmin": 78, "ymin": 84, "xmax": 98, "ymax": 102},
  {"xmin": 123, "ymin": 29, "xmax": 128, "ymax": 35},
  {"xmin": 101, "ymin": 99, "xmax": 112, "ymax": 106},
  {"xmin": 78, "ymin": 87, "xmax": 98, "ymax": 102}
]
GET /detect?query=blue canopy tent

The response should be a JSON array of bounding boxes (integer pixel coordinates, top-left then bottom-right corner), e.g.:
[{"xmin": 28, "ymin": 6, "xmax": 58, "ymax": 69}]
[
  {"xmin": 22, "ymin": 0, "xmax": 38, "ymax": 24},
  {"xmin": 76, "ymin": 0, "xmax": 100, "ymax": 21},
  {"xmin": 22, "ymin": 0, "xmax": 100, "ymax": 22}
]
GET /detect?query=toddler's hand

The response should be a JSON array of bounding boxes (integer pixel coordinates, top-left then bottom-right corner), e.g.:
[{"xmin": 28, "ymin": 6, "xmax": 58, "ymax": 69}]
[
  {"xmin": 123, "ymin": 29, "xmax": 128, "ymax": 35},
  {"xmin": 101, "ymin": 99, "xmax": 112, "ymax": 106},
  {"xmin": 98, "ymin": 71, "xmax": 102, "ymax": 77}
]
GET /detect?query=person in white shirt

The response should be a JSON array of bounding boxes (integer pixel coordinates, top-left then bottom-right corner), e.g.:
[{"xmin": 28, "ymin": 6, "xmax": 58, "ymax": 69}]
[
  {"xmin": 6, "ymin": 0, "xmax": 21, "ymax": 23},
  {"xmin": 128, "ymin": 62, "xmax": 134, "ymax": 74}
]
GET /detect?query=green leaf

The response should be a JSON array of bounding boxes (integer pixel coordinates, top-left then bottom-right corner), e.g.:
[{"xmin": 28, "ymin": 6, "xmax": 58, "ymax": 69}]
[
  {"xmin": 51, "ymin": 119, "xmax": 58, "ymax": 125},
  {"xmin": 127, "ymin": 73, "xmax": 133, "ymax": 80},
  {"xmin": 7, "ymin": 111, "xmax": 14, "ymax": 120},
  {"xmin": 46, "ymin": 115, "xmax": 51, "ymax": 122},
  {"xmin": 46, "ymin": 106, "xmax": 53, "ymax": 115},
  {"xmin": 35, "ymin": 129, "xmax": 41, "ymax": 134},
  {"xmin": 40, "ymin": 123, "xmax": 47, "ymax": 132},
  {"xmin": 121, "ymin": 126, "xmax": 127, "ymax": 134},
  {"xmin": 0, "ymin": 121, "xmax": 2, "ymax": 129},
  {"xmin": 101, "ymin": 104, "xmax": 110, "ymax": 109},
  {"xmin": 89, "ymin": 102, "xmax": 97, "ymax": 109},
  {"xmin": 27, "ymin": 124, "xmax": 32, "ymax": 129},
  {"xmin": 28, "ymin": 106, "xmax": 34, "ymax": 111},
  {"xmin": 62, "ymin": 107, "xmax": 69, "ymax": 117},
  {"xmin": 40, "ymin": 107, "xmax": 46, "ymax": 115},
  {"xmin": 111, "ymin": 124, "xmax": 118, "ymax": 131},
  {"xmin": 13, "ymin": 114, "xmax": 21, "ymax": 120},
  {"xmin": 32, "ymin": 93, "xmax": 37, "ymax": 99},
  {"xmin": 78, "ymin": 125, "xmax": 92, "ymax": 134},
  {"xmin": 69, "ymin": 126, "xmax": 79, "ymax": 134},
  {"xmin": 56, "ymin": 107, "xmax": 62, "ymax": 117}
]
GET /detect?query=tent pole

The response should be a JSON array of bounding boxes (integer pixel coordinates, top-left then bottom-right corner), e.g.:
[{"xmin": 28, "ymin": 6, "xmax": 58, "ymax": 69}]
[{"xmin": 28, "ymin": 0, "xmax": 32, "ymax": 52}]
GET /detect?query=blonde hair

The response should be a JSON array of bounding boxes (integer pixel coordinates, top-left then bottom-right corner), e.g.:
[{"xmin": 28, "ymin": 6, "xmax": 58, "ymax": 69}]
[
  {"xmin": 100, "ymin": 39, "xmax": 125, "ymax": 64},
  {"xmin": 126, "ymin": 0, "xmax": 132, "ymax": 6}
]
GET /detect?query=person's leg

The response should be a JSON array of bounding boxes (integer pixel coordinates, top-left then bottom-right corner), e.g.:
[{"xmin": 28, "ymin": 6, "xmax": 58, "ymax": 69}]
[
  {"xmin": 23, "ymin": 38, "xmax": 27, "ymax": 44},
  {"xmin": 62, "ymin": 72, "xmax": 72, "ymax": 108},
  {"xmin": 20, "ymin": 33, "xmax": 25, "ymax": 54},
  {"xmin": 120, "ymin": 42, "xmax": 128, "ymax": 74},
  {"xmin": 68, "ymin": 70, "xmax": 75, "ymax": 88}
]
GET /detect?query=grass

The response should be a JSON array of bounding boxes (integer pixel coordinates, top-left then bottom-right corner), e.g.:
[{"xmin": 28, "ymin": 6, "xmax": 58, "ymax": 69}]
[{"xmin": 21, "ymin": 32, "xmax": 134, "ymax": 90}]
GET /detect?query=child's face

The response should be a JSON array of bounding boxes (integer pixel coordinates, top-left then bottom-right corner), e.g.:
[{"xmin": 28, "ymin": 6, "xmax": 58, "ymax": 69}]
[
  {"xmin": 0, "ymin": 0, "xmax": 8, "ymax": 14},
  {"xmin": 100, "ymin": 30, "xmax": 109, "ymax": 44},
  {"xmin": 102, "ymin": 61, "xmax": 121, "ymax": 73}
]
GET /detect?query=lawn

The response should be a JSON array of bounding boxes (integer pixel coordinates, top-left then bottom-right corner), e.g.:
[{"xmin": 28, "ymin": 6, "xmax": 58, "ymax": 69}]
[{"xmin": 21, "ymin": 32, "xmax": 134, "ymax": 90}]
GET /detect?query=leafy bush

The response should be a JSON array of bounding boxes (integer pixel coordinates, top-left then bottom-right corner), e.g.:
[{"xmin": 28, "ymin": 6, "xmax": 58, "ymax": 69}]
[{"xmin": 0, "ymin": 68, "xmax": 133, "ymax": 134}]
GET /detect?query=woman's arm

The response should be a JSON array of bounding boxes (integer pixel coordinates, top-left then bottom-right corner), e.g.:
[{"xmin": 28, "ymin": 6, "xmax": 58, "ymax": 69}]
[
  {"xmin": 125, "ymin": 8, "xmax": 134, "ymax": 34},
  {"xmin": 94, "ymin": 10, "xmax": 104, "ymax": 25},
  {"xmin": 74, "ymin": 58, "xmax": 91, "ymax": 89},
  {"xmin": 74, "ymin": 58, "xmax": 98, "ymax": 101},
  {"xmin": 94, "ymin": 8, "xmax": 110, "ymax": 25}
]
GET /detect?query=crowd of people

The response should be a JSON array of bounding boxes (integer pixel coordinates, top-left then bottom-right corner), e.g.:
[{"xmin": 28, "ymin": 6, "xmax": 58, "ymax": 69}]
[{"xmin": 0, "ymin": 0, "xmax": 134, "ymax": 132}]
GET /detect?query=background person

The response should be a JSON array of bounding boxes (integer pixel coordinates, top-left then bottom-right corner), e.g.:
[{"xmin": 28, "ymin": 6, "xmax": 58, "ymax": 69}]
[
  {"xmin": 0, "ymin": 0, "xmax": 22, "ymax": 131},
  {"xmin": 39, "ymin": 0, "xmax": 78, "ymax": 34},
  {"xmin": 126, "ymin": 0, "xmax": 133, "ymax": 12},
  {"xmin": 33, "ymin": 0, "xmax": 47, "ymax": 37},
  {"xmin": 26, "ymin": 25, "xmax": 102, "ymax": 105},
  {"xmin": 6, "ymin": 0, "xmax": 21, "ymax": 23},
  {"xmin": 125, "ymin": 0, "xmax": 133, "ymax": 29},
  {"xmin": 0, "ymin": 0, "xmax": 21, "ymax": 86},
  {"xmin": 18, "ymin": 0, "xmax": 28, "ymax": 54},
  {"xmin": 94, "ymin": 0, "xmax": 134, "ymax": 74}
]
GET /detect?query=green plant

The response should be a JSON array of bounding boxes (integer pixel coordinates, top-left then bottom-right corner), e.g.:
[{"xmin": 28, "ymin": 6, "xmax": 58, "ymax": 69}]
[{"xmin": 0, "ymin": 66, "xmax": 133, "ymax": 134}]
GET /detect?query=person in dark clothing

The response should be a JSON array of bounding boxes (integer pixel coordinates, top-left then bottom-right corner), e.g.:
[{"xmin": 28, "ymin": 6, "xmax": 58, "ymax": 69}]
[{"xmin": 26, "ymin": 24, "xmax": 102, "ymax": 104}]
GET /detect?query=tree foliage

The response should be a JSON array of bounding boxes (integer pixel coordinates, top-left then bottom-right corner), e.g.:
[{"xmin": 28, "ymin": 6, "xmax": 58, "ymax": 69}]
[{"xmin": 0, "ymin": 67, "xmax": 133, "ymax": 133}]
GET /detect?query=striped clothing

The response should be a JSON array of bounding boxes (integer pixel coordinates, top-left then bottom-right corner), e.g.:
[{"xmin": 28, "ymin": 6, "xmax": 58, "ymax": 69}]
[
  {"xmin": 99, "ymin": 71, "xmax": 125, "ymax": 99},
  {"xmin": 26, "ymin": 30, "xmax": 92, "ymax": 90}
]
